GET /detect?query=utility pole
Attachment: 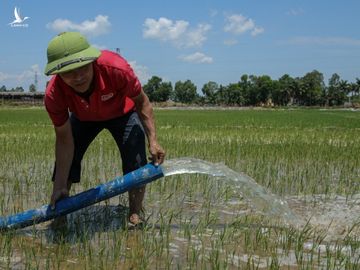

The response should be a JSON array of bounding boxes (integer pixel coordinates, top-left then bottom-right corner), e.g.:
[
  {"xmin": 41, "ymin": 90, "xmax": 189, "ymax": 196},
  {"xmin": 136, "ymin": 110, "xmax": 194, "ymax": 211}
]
[{"xmin": 34, "ymin": 71, "xmax": 38, "ymax": 92}]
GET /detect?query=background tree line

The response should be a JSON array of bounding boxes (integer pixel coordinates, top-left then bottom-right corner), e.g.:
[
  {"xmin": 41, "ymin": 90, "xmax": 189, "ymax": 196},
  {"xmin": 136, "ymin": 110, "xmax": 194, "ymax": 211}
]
[
  {"xmin": 0, "ymin": 84, "xmax": 37, "ymax": 93},
  {"xmin": 144, "ymin": 70, "xmax": 360, "ymax": 106},
  {"xmin": 1, "ymin": 70, "xmax": 359, "ymax": 106}
]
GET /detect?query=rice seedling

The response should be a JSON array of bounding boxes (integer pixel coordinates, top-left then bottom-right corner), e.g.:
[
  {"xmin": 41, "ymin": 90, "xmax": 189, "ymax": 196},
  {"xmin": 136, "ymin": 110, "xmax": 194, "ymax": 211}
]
[{"xmin": 0, "ymin": 106, "xmax": 359, "ymax": 269}]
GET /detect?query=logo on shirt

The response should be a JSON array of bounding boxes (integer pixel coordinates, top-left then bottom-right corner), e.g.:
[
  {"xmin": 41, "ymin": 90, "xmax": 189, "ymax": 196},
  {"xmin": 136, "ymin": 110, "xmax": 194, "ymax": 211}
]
[{"xmin": 101, "ymin": 92, "xmax": 114, "ymax": 101}]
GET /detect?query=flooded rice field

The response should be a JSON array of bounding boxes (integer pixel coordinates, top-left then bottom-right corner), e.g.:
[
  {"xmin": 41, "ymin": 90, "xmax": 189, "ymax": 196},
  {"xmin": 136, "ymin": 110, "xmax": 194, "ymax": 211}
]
[{"xmin": 0, "ymin": 108, "xmax": 359, "ymax": 269}]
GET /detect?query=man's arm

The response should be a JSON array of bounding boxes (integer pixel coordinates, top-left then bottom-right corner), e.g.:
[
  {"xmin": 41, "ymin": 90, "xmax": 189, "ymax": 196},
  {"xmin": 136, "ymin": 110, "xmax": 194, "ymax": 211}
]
[
  {"xmin": 132, "ymin": 89, "xmax": 165, "ymax": 165},
  {"xmin": 50, "ymin": 119, "xmax": 74, "ymax": 208}
]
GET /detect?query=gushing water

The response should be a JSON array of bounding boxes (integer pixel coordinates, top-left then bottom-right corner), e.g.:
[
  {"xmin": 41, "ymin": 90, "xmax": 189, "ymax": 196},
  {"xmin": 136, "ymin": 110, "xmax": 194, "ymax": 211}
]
[
  {"xmin": 162, "ymin": 158, "xmax": 360, "ymax": 239},
  {"xmin": 162, "ymin": 158, "xmax": 300, "ymax": 226}
]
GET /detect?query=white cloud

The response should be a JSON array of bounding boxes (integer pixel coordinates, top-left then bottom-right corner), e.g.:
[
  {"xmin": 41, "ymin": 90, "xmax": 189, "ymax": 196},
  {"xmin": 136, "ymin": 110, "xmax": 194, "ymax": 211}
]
[
  {"xmin": 284, "ymin": 36, "xmax": 360, "ymax": 46},
  {"xmin": 0, "ymin": 65, "xmax": 48, "ymax": 90},
  {"xmin": 143, "ymin": 17, "xmax": 188, "ymax": 41},
  {"xmin": 224, "ymin": 14, "xmax": 264, "ymax": 36},
  {"xmin": 143, "ymin": 17, "xmax": 211, "ymax": 48},
  {"xmin": 185, "ymin": 24, "xmax": 211, "ymax": 47},
  {"xmin": 128, "ymin": 61, "xmax": 151, "ymax": 84},
  {"xmin": 0, "ymin": 65, "xmax": 40, "ymax": 83},
  {"xmin": 179, "ymin": 52, "xmax": 213, "ymax": 64},
  {"xmin": 251, "ymin": 27, "xmax": 264, "ymax": 36},
  {"xmin": 46, "ymin": 15, "xmax": 111, "ymax": 37},
  {"xmin": 16, "ymin": 65, "xmax": 40, "ymax": 82}
]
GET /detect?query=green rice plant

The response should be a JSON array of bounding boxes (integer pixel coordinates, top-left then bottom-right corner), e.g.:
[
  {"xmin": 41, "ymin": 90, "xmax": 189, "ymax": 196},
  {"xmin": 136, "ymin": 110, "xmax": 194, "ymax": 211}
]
[{"xmin": 0, "ymin": 107, "xmax": 359, "ymax": 269}]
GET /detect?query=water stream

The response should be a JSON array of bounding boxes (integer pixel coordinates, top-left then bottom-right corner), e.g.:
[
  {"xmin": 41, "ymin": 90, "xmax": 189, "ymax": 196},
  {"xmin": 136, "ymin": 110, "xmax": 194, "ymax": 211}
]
[
  {"xmin": 161, "ymin": 158, "xmax": 360, "ymax": 242},
  {"xmin": 162, "ymin": 158, "xmax": 301, "ymax": 226},
  {"xmin": 161, "ymin": 158, "xmax": 360, "ymax": 264}
]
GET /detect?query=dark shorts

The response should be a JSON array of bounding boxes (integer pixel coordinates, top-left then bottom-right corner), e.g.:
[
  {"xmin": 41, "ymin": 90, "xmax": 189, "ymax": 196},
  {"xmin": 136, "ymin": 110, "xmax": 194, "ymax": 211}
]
[{"xmin": 52, "ymin": 111, "xmax": 147, "ymax": 183}]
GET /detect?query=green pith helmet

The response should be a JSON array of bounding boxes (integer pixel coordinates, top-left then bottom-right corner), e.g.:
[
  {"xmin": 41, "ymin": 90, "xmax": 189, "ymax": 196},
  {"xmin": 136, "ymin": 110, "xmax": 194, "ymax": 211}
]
[{"xmin": 44, "ymin": 32, "xmax": 101, "ymax": 76}]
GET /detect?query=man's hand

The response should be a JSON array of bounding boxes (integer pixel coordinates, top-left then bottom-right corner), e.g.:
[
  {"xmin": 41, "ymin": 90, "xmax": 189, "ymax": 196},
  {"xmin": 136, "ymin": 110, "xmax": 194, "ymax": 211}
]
[
  {"xmin": 50, "ymin": 187, "xmax": 69, "ymax": 210},
  {"xmin": 51, "ymin": 119, "xmax": 73, "ymax": 210},
  {"xmin": 149, "ymin": 142, "xmax": 165, "ymax": 166},
  {"xmin": 133, "ymin": 90, "xmax": 166, "ymax": 166}
]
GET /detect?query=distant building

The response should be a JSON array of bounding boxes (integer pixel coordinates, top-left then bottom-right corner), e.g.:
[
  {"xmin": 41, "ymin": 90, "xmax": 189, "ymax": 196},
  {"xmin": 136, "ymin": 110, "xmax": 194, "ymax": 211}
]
[{"xmin": 0, "ymin": 92, "xmax": 44, "ymax": 104}]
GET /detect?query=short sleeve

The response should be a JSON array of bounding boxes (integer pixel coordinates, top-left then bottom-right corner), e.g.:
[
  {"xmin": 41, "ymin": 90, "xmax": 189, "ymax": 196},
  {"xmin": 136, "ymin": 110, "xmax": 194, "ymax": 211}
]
[
  {"xmin": 114, "ymin": 62, "xmax": 142, "ymax": 98},
  {"xmin": 44, "ymin": 82, "xmax": 69, "ymax": 127}
]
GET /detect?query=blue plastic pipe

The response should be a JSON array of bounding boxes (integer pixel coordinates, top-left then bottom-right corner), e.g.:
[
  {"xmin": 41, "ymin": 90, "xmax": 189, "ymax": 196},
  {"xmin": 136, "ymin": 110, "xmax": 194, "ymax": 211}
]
[{"xmin": 0, "ymin": 163, "xmax": 164, "ymax": 231}]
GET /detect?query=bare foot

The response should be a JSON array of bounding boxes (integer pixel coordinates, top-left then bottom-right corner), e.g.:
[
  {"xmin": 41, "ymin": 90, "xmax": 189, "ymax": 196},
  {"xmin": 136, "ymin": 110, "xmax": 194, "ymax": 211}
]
[
  {"xmin": 129, "ymin": 213, "xmax": 142, "ymax": 224},
  {"xmin": 128, "ymin": 213, "xmax": 145, "ymax": 230}
]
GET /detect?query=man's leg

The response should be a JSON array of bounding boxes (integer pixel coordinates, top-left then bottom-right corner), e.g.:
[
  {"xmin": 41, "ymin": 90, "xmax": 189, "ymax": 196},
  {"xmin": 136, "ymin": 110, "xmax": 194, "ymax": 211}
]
[
  {"xmin": 50, "ymin": 115, "xmax": 103, "ymax": 229},
  {"xmin": 107, "ymin": 112, "xmax": 147, "ymax": 225},
  {"xmin": 52, "ymin": 115, "xmax": 103, "ymax": 190}
]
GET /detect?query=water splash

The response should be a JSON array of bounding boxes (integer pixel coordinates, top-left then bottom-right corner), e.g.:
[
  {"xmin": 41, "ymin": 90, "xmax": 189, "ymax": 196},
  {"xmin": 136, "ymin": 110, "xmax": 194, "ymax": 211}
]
[
  {"xmin": 287, "ymin": 194, "xmax": 360, "ymax": 241},
  {"xmin": 162, "ymin": 158, "xmax": 300, "ymax": 226}
]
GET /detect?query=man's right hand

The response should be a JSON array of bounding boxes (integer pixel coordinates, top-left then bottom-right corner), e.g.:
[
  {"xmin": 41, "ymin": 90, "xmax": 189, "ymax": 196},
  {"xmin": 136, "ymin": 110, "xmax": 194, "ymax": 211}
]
[
  {"xmin": 50, "ymin": 188, "xmax": 69, "ymax": 210},
  {"xmin": 51, "ymin": 119, "xmax": 74, "ymax": 210}
]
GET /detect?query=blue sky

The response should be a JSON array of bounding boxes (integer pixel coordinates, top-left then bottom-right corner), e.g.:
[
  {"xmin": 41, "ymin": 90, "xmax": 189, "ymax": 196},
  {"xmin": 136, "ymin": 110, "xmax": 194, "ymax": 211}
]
[{"xmin": 1, "ymin": 0, "xmax": 360, "ymax": 92}]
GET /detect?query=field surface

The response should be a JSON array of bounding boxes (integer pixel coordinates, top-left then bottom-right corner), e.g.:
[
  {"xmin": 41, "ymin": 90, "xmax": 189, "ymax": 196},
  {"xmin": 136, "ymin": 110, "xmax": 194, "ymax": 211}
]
[{"xmin": 0, "ymin": 107, "xmax": 359, "ymax": 269}]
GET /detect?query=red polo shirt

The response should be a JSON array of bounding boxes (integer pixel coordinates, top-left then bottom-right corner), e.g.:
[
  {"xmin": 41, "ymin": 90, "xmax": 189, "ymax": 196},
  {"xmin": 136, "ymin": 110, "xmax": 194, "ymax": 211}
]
[{"xmin": 45, "ymin": 50, "xmax": 141, "ymax": 127}]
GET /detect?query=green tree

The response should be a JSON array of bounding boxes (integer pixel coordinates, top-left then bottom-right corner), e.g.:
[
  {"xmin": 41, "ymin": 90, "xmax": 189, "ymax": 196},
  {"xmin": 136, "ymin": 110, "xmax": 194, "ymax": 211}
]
[
  {"xmin": 216, "ymin": 85, "xmax": 226, "ymax": 105},
  {"xmin": 338, "ymin": 79, "xmax": 349, "ymax": 105},
  {"xmin": 298, "ymin": 70, "xmax": 324, "ymax": 105},
  {"xmin": 174, "ymin": 80, "xmax": 197, "ymax": 104},
  {"xmin": 155, "ymin": 81, "xmax": 172, "ymax": 102},
  {"xmin": 29, "ymin": 84, "xmax": 36, "ymax": 93},
  {"xmin": 247, "ymin": 75, "xmax": 274, "ymax": 105},
  {"xmin": 0, "ymin": 85, "xmax": 6, "ymax": 92},
  {"xmin": 223, "ymin": 83, "xmax": 243, "ymax": 105},
  {"xmin": 274, "ymin": 74, "xmax": 297, "ymax": 106},
  {"xmin": 246, "ymin": 75, "xmax": 260, "ymax": 105},
  {"xmin": 12, "ymin": 87, "xmax": 24, "ymax": 92},
  {"xmin": 257, "ymin": 75, "xmax": 275, "ymax": 104},
  {"xmin": 201, "ymin": 81, "xmax": 219, "ymax": 105},
  {"xmin": 143, "ymin": 76, "xmax": 162, "ymax": 101},
  {"xmin": 238, "ymin": 74, "xmax": 251, "ymax": 105},
  {"xmin": 349, "ymin": 78, "xmax": 360, "ymax": 104},
  {"xmin": 327, "ymin": 74, "xmax": 348, "ymax": 106},
  {"xmin": 143, "ymin": 76, "xmax": 173, "ymax": 102},
  {"xmin": 327, "ymin": 73, "xmax": 340, "ymax": 106},
  {"xmin": 356, "ymin": 78, "xmax": 360, "ymax": 97}
]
